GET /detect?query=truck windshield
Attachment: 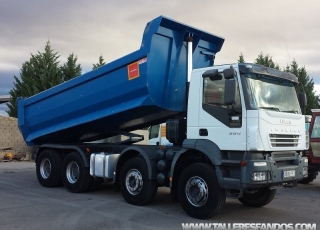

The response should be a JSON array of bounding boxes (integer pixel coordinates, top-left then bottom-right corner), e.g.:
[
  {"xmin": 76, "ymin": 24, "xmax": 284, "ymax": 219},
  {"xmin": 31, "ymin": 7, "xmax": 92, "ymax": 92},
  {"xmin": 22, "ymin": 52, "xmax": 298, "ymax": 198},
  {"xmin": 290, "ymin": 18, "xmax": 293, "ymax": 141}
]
[{"xmin": 241, "ymin": 74, "xmax": 301, "ymax": 114}]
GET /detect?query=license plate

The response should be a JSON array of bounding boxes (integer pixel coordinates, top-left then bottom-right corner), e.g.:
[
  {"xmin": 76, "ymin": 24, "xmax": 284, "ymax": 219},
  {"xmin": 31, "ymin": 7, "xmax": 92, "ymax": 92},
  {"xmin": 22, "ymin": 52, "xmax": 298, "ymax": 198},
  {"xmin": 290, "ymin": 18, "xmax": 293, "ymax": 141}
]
[{"xmin": 282, "ymin": 170, "xmax": 295, "ymax": 178}]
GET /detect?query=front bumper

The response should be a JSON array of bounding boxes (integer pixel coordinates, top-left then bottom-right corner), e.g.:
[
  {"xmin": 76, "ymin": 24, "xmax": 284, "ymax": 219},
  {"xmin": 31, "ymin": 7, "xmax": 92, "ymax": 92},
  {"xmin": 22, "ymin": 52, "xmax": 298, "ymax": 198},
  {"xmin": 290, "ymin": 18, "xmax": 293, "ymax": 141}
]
[{"xmin": 240, "ymin": 152, "xmax": 308, "ymax": 189}]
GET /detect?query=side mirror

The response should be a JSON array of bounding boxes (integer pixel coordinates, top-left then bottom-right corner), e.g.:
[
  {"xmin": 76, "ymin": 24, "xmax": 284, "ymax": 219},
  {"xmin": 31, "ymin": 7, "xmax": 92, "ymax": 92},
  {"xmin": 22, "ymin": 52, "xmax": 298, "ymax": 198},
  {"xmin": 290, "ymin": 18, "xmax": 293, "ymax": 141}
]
[
  {"xmin": 223, "ymin": 68, "xmax": 236, "ymax": 79},
  {"xmin": 224, "ymin": 80, "xmax": 237, "ymax": 105},
  {"xmin": 202, "ymin": 69, "xmax": 222, "ymax": 80}
]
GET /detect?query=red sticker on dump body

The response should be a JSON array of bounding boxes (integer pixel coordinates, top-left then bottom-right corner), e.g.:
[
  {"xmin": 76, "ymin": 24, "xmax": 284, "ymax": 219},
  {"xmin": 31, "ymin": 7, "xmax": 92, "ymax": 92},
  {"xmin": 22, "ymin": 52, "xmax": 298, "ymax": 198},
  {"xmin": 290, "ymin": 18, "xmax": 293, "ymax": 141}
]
[{"xmin": 127, "ymin": 62, "xmax": 140, "ymax": 80}]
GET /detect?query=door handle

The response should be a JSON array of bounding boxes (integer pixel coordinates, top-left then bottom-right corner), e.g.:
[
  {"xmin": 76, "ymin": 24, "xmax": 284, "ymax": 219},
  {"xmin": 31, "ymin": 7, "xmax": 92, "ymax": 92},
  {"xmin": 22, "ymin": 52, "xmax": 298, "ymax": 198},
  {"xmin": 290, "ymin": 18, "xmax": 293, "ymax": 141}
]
[{"xmin": 199, "ymin": 129, "xmax": 208, "ymax": 136}]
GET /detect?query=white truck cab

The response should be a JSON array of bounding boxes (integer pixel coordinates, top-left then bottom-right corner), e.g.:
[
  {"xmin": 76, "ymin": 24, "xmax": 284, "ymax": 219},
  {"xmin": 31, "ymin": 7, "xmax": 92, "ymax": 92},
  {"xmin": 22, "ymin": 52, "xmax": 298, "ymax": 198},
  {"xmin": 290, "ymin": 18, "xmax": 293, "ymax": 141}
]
[
  {"xmin": 148, "ymin": 123, "xmax": 173, "ymax": 146},
  {"xmin": 187, "ymin": 63, "xmax": 308, "ymax": 152}
]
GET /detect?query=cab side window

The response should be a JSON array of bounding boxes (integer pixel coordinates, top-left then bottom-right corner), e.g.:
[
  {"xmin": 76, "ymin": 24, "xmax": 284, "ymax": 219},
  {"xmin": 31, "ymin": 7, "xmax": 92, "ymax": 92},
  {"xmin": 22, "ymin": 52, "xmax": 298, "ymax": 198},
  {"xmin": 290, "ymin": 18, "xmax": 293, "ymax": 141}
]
[
  {"xmin": 149, "ymin": 125, "xmax": 160, "ymax": 139},
  {"xmin": 203, "ymin": 78, "xmax": 241, "ymax": 109},
  {"xmin": 203, "ymin": 78, "xmax": 225, "ymax": 106},
  {"xmin": 202, "ymin": 73, "xmax": 242, "ymax": 128},
  {"xmin": 311, "ymin": 116, "xmax": 320, "ymax": 138}
]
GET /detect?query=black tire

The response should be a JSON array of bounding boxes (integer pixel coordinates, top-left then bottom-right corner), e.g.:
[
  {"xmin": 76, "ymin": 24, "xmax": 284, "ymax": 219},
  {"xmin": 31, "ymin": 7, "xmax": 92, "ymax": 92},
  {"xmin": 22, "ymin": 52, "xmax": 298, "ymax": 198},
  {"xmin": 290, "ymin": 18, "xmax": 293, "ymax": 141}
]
[
  {"xmin": 238, "ymin": 187, "xmax": 276, "ymax": 207},
  {"xmin": 119, "ymin": 157, "xmax": 158, "ymax": 206},
  {"xmin": 298, "ymin": 174, "xmax": 316, "ymax": 184},
  {"xmin": 62, "ymin": 152, "xmax": 93, "ymax": 193},
  {"xmin": 36, "ymin": 149, "xmax": 63, "ymax": 187},
  {"xmin": 177, "ymin": 163, "xmax": 226, "ymax": 219}
]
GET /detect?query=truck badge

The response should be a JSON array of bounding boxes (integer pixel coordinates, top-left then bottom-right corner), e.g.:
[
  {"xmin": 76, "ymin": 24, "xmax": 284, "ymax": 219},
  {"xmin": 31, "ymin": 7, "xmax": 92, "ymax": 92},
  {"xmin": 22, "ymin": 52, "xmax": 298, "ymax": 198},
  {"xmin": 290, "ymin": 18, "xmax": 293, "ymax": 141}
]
[{"xmin": 280, "ymin": 119, "xmax": 291, "ymax": 124}]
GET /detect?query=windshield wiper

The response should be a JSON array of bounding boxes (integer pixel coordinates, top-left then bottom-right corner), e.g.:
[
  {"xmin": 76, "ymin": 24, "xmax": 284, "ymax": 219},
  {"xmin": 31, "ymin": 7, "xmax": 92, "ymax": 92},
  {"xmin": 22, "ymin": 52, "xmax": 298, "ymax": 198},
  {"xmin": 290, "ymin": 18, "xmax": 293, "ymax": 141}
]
[
  {"xmin": 258, "ymin": 106, "xmax": 280, "ymax": 112},
  {"xmin": 282, "ymin": 110, "xmax": 299, "ymax": 114}
]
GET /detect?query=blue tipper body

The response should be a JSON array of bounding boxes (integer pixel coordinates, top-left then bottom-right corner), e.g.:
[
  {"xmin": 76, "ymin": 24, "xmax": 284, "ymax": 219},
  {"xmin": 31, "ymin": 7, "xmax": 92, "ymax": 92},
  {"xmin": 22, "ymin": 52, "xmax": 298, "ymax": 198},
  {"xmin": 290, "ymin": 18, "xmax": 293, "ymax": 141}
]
[{"xmin": 17, "ymin": 16, "xmax": 224, "ymax": 146}]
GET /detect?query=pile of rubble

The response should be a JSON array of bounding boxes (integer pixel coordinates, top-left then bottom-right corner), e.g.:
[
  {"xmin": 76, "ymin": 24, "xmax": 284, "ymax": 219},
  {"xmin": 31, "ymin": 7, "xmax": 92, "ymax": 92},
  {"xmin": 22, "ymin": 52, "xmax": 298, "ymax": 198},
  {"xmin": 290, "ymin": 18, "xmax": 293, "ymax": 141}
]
[
  {"xmin": 1, "ymin": 147, "xmax": 32, "ymax": 162},
  {"xmin": 0, "ymin": 115, "xmax": 34, "ymax": 162}
]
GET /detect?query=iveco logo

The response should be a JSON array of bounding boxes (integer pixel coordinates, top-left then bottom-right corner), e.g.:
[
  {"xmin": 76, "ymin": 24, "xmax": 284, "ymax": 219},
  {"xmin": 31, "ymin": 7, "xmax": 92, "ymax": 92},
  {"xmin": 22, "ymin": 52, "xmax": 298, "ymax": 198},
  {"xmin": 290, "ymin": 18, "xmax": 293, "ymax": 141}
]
[{"xmin": 280, "ymin": 119, "xmax": 291, "ymax": 124}]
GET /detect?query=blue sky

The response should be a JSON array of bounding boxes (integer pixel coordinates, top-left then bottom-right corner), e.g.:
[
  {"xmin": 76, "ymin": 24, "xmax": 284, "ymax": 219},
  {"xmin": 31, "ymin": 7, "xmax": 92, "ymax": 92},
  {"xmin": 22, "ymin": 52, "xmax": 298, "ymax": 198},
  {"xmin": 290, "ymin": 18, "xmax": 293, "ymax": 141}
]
[{"xmin": 1, "ymin": 0, "xmax": 320, "ymax": 116}]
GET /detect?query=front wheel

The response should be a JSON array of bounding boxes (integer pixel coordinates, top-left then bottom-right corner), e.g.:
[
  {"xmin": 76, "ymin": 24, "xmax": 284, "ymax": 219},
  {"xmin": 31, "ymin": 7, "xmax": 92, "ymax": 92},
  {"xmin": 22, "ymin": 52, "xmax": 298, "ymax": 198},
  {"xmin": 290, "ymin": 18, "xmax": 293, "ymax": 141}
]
[
  {"xmin": 238, "ymin": 187, "xmax": 276, "ymax": 207},
  {"xmin": 298, "ymin": 173, "xmax": 316, "ymax": 184},
  {"xmin": 62, "ymin": 152, "xmax": 93, "ymax": 193},
  {"xmin": 36, "ymin": 149, "xmax": 63, "ymax": 187},
  {"xmin": 298, "ymin": 175, "xmax": 315, "ymax": 184},
  {"xmin": 177, "ymin": 163, "xmax": 226, "ymax": 219},
  {"xmin": 119, "ymin": 157, "xmax": 158, "ymax": 205}
]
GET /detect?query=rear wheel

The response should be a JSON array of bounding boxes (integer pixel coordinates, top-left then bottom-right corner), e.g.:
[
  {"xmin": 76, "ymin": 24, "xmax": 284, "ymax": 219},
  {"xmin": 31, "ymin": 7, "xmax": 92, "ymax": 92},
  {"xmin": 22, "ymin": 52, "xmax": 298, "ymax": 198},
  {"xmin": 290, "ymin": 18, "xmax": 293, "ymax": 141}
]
[
  {"xmin": 177, "ymin": 163, "xmax": 226, "ymax": 219},
  {"xmin": 62, "ymin": 152, "xmax": 93, "ymax": 193},
  {"xmin": 36, "ymin": 149, "xmax": 63, "ymax": 187},
  {"xmin": 120, "ymin": 157, "xmax": 158, "ymax": 205},
  {"xmin": 238, "ymin": 187, "xmax": 276, "ymax": 207}
]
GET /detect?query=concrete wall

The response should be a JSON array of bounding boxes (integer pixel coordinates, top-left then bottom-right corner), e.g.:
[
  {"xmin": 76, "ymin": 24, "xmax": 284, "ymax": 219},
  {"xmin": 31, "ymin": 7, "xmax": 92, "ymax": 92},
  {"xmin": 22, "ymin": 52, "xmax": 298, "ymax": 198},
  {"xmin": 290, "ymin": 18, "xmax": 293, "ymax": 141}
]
[
  {"xmin": 0, "ymin": 115, "xmax": 33, "ymax": 160},
  {"xmin": 0, "ymin": 115, "xmax": 150, "ymax": 161}
]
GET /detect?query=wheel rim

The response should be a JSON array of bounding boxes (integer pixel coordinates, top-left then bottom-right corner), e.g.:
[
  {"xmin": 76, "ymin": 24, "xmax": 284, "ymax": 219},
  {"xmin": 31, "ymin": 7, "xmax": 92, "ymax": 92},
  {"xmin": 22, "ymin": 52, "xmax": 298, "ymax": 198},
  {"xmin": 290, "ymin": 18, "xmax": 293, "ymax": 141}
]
[
  {"xmin": 66, "ymin": 161, "xmax": 80, "ymax": 184},
  {"xmin": 125, "ymin": 169, "xmax": 143, "ymax": 195},
  {"xmin": 40, "ymin": 158, "xmax": 51, "ymax": 179},
  {"xmin": 185, "ymin": 176, "xmax": 209, "ymax": 207}
]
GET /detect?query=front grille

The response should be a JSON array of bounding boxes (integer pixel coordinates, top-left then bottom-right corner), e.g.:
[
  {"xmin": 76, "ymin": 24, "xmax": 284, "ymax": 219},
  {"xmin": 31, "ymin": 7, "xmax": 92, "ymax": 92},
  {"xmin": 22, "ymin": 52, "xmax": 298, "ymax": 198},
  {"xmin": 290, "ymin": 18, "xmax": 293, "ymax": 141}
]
[
  {"xmin": 272, "ymin": 152, "xmax": 297, "ymax": 168},
  {"xmin": 269, "ymin": 134, "xmax": 300, "ymax": 147},
  {"xmin": 272, "ymin": 152, "xmax": 295, "ymax": 158}
]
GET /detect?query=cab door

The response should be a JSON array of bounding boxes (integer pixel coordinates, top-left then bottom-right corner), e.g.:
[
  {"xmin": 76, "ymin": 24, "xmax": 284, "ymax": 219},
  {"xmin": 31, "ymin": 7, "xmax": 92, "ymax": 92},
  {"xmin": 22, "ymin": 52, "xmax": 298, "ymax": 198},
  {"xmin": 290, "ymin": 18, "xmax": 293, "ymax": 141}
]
[{"xmin": 197, "ymin": 68, "xmax": 247, "ymax": 151}]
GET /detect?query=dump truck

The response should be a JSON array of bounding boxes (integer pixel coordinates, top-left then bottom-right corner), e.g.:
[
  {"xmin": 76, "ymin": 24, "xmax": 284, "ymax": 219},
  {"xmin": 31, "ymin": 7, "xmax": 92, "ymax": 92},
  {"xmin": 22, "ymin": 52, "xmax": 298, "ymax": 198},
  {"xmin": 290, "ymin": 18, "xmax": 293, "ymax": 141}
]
[
  {"xmin": 300, "ymin": 110, "xmax": 320, "ymax": 184},
  {"xmin": 18, "ymin": 16, "xmax": 309, "ymax": 219}
]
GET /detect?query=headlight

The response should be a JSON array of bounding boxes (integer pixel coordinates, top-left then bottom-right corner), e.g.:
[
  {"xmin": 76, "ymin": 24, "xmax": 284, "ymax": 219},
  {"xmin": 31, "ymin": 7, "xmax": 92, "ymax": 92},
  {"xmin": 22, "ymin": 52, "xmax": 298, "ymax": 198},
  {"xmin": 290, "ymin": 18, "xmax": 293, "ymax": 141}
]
[
  {"xmin": 303, "ymin": 167, "xmax": 308, "ymax": 176},
  {"xmin": 252, "ymin": 172, "xmax": 267, "ymax": 181}
]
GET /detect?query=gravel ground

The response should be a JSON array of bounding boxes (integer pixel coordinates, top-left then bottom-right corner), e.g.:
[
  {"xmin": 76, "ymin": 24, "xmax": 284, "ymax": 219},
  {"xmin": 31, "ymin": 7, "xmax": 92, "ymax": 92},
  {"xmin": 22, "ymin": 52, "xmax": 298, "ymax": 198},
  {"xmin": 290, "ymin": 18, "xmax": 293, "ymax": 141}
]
[
  {"xmin": 0, "ymin": 161, "xmax": 319, "ymax": 230},
  {"xmin": 0, "ymin": 160, "xmax": 35, "ymax": 172}
]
